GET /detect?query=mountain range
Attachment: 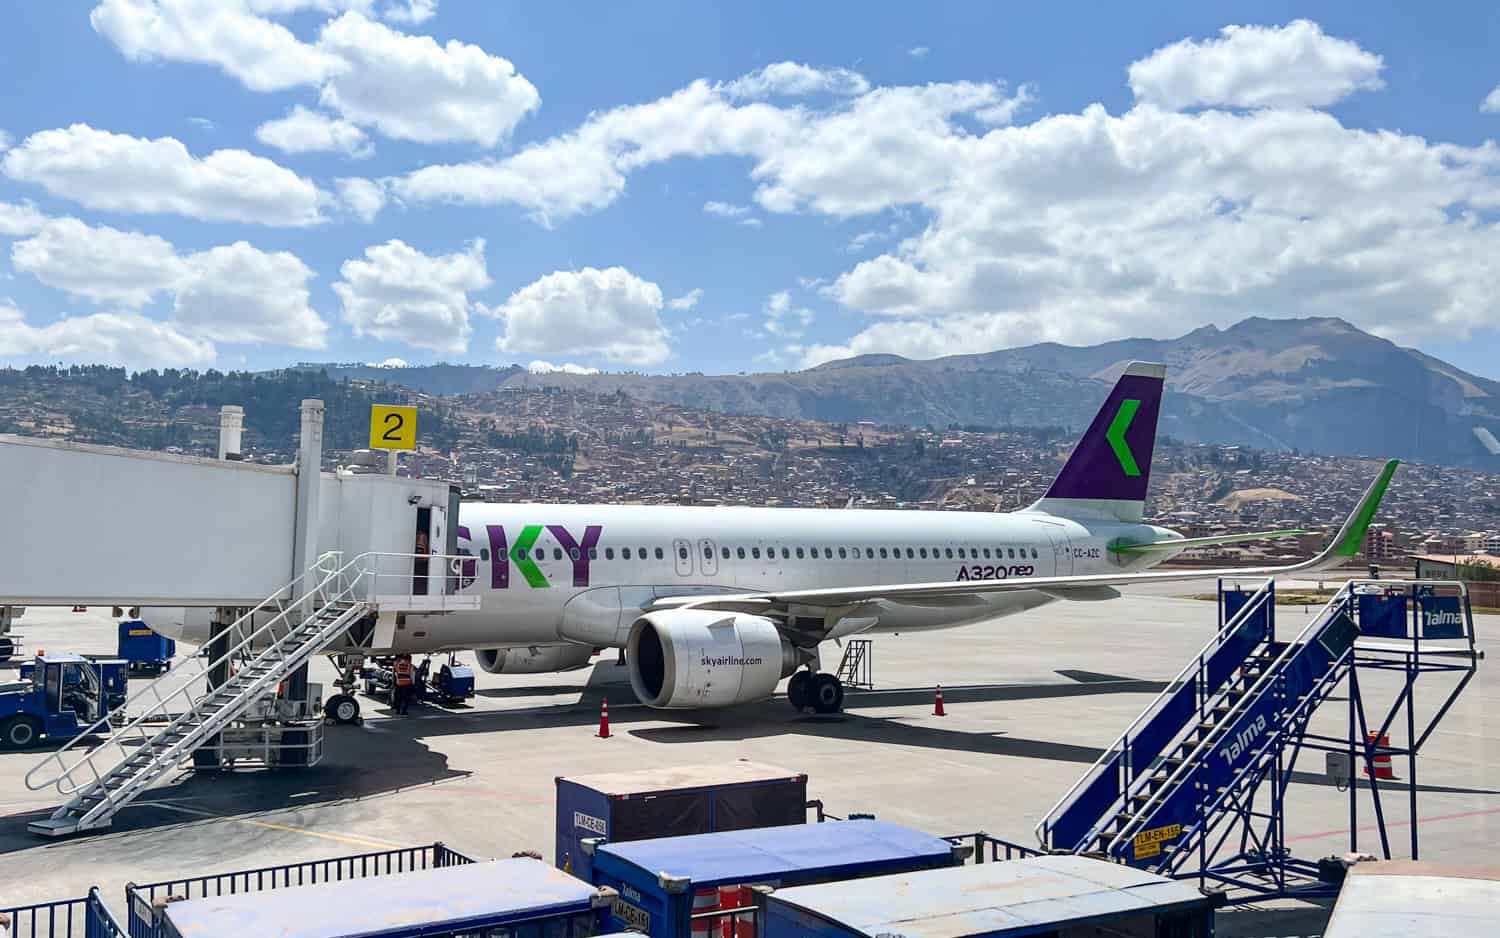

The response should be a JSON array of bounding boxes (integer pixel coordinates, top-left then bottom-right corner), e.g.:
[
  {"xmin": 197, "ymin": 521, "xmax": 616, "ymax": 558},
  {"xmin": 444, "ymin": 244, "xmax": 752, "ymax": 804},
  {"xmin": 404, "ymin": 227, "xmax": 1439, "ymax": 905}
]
[{"xmin": 304, "ymin": 317, "xmax": 1500, "ymax": 468}]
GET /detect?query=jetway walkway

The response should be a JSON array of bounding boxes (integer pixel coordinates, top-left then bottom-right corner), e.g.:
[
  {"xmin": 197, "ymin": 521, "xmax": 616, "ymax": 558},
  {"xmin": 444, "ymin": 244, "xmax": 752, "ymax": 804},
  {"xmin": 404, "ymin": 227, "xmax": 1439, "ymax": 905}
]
[
  {"xmin": 24, "ymin": 551, "xmax": 465, "ymax": 837},
  {"xmin": 1038, "ymin": 577, "xmax": 1480, "ymax": 902}
]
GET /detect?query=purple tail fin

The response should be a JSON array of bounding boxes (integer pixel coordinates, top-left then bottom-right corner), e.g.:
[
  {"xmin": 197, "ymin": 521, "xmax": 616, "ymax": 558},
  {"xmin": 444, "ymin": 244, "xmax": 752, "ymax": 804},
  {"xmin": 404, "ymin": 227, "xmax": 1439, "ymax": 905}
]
[{"xmin": 1030, "ymin": 362, "xmax": 1165, "ymax": 522}]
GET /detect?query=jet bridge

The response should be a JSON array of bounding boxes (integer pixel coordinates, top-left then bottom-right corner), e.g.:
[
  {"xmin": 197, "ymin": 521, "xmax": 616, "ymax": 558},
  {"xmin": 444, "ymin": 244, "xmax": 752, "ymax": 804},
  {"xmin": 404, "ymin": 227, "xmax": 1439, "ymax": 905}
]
[{"xmin": 0, "ymin": 400, "xmax": 463, "ymax": 608}]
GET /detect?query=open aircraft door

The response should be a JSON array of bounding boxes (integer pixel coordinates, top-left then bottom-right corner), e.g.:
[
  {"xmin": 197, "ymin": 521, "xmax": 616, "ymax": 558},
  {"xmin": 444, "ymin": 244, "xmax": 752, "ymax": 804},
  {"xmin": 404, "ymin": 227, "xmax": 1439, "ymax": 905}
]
[{"xmin": 698, "ymin": 538, "xmax": 718, "ymax": 576}]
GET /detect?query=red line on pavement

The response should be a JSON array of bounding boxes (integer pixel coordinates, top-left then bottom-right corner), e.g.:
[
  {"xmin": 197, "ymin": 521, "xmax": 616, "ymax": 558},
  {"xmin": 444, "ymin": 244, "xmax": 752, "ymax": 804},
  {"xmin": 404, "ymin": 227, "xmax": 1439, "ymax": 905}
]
[{"xmin": 1288, "ymin": 806, "xmax": 1500, "ymax": 843}]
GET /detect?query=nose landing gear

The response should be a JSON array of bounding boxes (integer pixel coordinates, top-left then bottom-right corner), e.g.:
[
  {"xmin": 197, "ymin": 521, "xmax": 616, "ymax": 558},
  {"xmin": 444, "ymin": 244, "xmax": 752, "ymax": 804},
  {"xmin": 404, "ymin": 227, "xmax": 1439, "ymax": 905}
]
[{"xmin": 787, "ymin": 669, "xmax": 844, "ymax": 714}]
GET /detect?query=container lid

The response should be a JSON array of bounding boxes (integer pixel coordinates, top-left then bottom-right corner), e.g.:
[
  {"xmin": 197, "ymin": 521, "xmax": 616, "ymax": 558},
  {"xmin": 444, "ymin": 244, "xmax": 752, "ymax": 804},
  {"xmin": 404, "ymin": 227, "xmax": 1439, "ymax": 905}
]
[
  {"xmin": 1325, "ymin": 861, "xmax": 1500, "ymax": 938},
  {"xmin": 767, "ymin": 855, "xmax": 1213, "ymax": 938},
  {"xmin": 161, "ymin": 858, "xmax": 600, "ymax": 938},
  {"xmin": 559, "ymin": 762, "xmax": 802, "ymax": 797},
  {"xmin": 599, "ymin": 821, "xmax": 952, "ymax": 888}
]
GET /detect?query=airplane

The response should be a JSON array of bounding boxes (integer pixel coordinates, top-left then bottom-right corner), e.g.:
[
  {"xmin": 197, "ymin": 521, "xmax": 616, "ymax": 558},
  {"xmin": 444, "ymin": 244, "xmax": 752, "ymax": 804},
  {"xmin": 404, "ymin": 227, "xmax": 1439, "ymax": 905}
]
[{"xmin": 153, "ymin": 362, "xmax": 1398, "ymax": 720}]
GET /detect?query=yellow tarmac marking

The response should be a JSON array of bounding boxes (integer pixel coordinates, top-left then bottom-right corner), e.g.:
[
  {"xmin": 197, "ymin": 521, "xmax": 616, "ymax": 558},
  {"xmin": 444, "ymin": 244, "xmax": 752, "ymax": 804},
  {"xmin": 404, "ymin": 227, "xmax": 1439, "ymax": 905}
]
[{"xmin": 151, "ymin": 801, "xmax": 403, "ymax": 850}]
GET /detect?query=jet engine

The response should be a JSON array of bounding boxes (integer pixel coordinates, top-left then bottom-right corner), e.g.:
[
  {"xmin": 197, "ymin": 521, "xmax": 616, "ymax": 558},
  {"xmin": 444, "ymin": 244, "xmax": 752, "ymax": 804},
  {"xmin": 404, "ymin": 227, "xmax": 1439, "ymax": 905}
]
[
  {"xmin": 626, "ymin": 609, "xmax": 797, "ymax": 709},
  {"xmin": 475, "ymin": 643, "xmax": 595, "ymax": 674}
]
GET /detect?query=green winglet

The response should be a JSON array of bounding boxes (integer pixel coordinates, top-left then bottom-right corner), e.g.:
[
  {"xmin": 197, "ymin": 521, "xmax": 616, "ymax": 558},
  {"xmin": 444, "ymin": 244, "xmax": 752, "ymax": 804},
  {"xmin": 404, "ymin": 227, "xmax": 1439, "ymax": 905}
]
[{"xmin": 1333, "ymin": 459, "xmax": 1399, "ymax": 557}]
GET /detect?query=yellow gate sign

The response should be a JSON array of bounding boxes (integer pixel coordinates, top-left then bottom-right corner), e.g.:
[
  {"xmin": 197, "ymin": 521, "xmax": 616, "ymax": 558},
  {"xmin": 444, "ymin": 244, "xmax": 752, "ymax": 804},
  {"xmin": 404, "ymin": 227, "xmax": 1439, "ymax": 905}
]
[
  {"xmin": 369, "ymin": 404, "xmax": 417, "ymax": 450},
  {"xmin": 1133, "ymin": 823, "xmax": 1182, "ymax": 860}
]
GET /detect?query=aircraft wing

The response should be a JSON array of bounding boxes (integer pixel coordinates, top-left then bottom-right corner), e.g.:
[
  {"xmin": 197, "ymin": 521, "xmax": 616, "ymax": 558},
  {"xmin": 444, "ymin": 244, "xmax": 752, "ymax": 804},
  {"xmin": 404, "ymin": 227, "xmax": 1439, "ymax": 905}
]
[
  {"xmin": 644, "ymin": 459, "xmax": 1397, "ymax": 616},
  {"xmin": 1107, "ymin": 528, "xmax": 1311, "ymax": 554}
]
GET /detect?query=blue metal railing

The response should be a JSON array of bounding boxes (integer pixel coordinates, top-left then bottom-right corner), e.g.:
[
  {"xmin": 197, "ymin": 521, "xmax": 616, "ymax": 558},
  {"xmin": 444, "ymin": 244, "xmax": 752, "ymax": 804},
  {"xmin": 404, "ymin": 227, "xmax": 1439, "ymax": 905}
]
[{"xmin": 1, "ymin": 888, "xmax": 127, "ymax": 938}]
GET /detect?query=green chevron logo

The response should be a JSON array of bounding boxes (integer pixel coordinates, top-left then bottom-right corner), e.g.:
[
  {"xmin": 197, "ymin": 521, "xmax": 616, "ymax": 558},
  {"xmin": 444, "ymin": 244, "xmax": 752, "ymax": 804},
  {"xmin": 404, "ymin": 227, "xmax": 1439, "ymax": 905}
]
[
  {"xmin": 509, "ymin": 524, "xmax": 551, "ymax": 588},
  {"xmin": 1107, "ymin": 399, "xmax": 1142, "ymax": 477}
]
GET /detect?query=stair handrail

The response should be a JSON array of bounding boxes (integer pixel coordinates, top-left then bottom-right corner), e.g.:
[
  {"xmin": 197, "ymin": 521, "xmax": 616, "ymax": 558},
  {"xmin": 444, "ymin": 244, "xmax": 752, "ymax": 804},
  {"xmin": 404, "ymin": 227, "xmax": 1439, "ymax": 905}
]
[
  {"xmin": 1035, "ymin": 577, "xmax": 1275, "ymax": 847},
  {"xmin": 25, "ymin": 550, "xmax": 362, "ymax": 794},
  {"xmin": 1105, "ymin": 581, "xmax": 1356, "ymax": 858}
]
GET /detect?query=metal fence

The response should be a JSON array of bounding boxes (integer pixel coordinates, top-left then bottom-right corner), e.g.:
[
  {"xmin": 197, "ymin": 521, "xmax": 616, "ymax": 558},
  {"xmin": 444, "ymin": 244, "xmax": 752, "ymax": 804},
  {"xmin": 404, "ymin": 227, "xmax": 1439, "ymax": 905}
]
[
  {"xmin": 1, "ymin": 888, "xmax": 127, "ymax": 938},
  {"xmin": 123, "ymin": 841, "xmax": 475, "ymax": 938}
]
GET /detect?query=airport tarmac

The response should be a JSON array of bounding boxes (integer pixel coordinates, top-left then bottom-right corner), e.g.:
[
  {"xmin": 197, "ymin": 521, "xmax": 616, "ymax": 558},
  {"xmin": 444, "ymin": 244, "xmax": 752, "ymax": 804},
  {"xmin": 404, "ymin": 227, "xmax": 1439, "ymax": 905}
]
[{"xmin": 1, "ymin": 578, "xmax": 1493, "ymax": 938}]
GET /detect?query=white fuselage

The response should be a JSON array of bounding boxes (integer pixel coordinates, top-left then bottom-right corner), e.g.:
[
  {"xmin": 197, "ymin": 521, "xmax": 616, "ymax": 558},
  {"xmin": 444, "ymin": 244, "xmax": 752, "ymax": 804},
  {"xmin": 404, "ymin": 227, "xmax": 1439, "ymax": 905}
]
[{"xmin": 386, "ymin": 502, "xmax": 1176, "ymax": 654}]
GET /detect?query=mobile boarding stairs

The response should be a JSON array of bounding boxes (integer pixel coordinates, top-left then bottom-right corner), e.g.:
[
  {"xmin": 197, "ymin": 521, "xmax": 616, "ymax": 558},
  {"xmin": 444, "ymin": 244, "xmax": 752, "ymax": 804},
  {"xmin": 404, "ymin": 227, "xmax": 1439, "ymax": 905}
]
[
  {"xmin": 1037, "ymin": 577, "xmax": 1480, "ymax": 902},
  {"xmin": 24, "ymin": 550, "xmax": 475, "ymax": 837}
]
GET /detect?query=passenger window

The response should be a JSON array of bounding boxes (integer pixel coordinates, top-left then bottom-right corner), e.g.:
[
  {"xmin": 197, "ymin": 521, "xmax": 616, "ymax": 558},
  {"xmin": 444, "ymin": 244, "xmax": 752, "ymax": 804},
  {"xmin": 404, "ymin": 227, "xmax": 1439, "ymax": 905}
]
[
  {"xmin": 1032, "ymin": 548, "xmax": 1039, "ymax": 559},
  {"xmin": 796, "ymin": 547, "xmax": 805, "ymax": 559},
  {"xmin": 703, "ymin": 546, "xmax": 713, "ymax": 559},
  {"xmin": 554, "ymin": 548, "xmax": 563, "ymax": 560},
  {"xmin": 737, "ymin": 547, "xmax": 746, "ymax": 559},
  {"xmin": 866, "ymin": 548, "xmax": 875, "ymax": 559},
  {"xmin": 479, "ymin": 548, "xmax": 490, "ymax": 561},
  {"xmin": 679, "ymin": 546, "xmax": 689, "ymax": 560},
  {"xmin": 589, "ymin": 548, "xmax": 598, "ymax": 560},
  {"xmin": 752, "ymin": 547, "xmax": 761, "ymax": 559},
  {"xmin": 919, "ymin": 547, "xmax": 928, "ymax": 559},
  {"xmin": 879, "ymin": 547, "xmax": 888, "ymax": 559},
  {"xmin": 945, "ymin": 548, "xmax": 954, "ymax": 559},
  {"xmin": 570, "ymin": 548, "xmax": 581, "ymax": 561},
  {"xmin": 722, "ymin": 547, "xmax": 731, "ymax": 559},
  {"xmin": 906, "ymin": 548, "xmax": 915, "ymax": 559},
  {"xmin": 957, "ymin": 548, "xmax": 966, "ymax": 559},
  {"xmin": 606, "ymin": 547, "xmax": 615, "ymax": 560},
  {"xmin": 982, "ymin": 548, "xmax": 991, "ymax": 559},
  {"xmin": 621, "ymin": 548, "xmax": 631, "ymax": 560},
  {"xmin": 535, "ymin": 548, "xmax": 546, "ymax": 561},
  {"xmin": 655, "ymin": 547, "xmax": 664, "ymax": 560},
  {"xmin": 1008, "ymin": 548, "xmax": 1016, "ymax": 559},
  {"xmin": 782, "ymin": 547, "xmax": 790, "ymax": 559},
  {"xmin": 838, "ymin": 547, "xmax": 847, "ymax": 559}
]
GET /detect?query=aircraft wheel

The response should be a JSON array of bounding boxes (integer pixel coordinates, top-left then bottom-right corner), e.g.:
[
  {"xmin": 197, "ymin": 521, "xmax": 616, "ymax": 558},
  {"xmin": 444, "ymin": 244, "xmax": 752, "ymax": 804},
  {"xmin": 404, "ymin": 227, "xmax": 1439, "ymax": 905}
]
[
  {"xmin": 787, "ymin": 671, "xmax": 813, "ymax": 710},
  {"xmin": 810, "ymin": 673, "xmax": 845, "ymax": 715},
  {"xmin": 2, "ymin": 715, "xmax": 41, "ymax": 749},
  {"xmin": 325, "ymin": 694, "xmax": 361, "ymax": 725}
]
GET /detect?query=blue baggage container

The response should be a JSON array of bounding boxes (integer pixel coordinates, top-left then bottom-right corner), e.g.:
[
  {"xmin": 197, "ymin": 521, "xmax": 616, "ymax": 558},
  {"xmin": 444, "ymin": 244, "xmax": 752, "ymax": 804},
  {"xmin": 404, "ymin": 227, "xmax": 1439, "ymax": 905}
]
[
  {"xmin": 156, "ymin": 857, "xmax": 613, "ymax": 938},
  {"xmin": 556, "ymin": 762, "xmax": 807, "ymax": 880},
  {"xmin": 590, "ymin": 820, "xmax": 962, "ymax": 938},
  {"xmin": 117, "ymin": 620, "xmax": 175, "ymax": 674},
  {"xmin": 762, "ymin": 854, "xmax": 1218, "ymax": 938}
]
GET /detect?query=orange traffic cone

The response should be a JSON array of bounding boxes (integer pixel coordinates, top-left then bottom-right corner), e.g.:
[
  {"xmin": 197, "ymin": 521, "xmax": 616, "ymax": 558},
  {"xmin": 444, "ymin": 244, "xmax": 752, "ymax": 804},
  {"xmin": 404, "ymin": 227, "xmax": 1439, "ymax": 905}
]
[
  {"xmin": 598, "ymin": 698, "xmax": 611, "ymax": 738},
  {"xmin": 933, "ymin": 685, "xmax": 946, "ymax": 717}
]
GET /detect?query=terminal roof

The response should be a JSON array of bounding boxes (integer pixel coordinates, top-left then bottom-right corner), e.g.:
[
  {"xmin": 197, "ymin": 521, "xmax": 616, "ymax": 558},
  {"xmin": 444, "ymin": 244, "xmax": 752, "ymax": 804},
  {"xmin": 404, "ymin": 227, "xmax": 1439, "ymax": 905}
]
[
  {"xmin": 159, "ymin": 858, "xmax": 600, "ymax": 938},
  {"xmin": 766, "ymin": 854, "xmax": 1212, "ymax": 938},
  {"xmin": 598, "ymin": 820, "xmax": 952, "ymax": 887}
]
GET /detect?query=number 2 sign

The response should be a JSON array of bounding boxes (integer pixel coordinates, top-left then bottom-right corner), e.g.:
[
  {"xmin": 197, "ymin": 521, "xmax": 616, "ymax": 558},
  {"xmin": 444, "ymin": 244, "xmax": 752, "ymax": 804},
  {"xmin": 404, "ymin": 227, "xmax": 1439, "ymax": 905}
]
[{"xmin": 369, "ymin": 404, "xmax": 417, "ymax": 450}]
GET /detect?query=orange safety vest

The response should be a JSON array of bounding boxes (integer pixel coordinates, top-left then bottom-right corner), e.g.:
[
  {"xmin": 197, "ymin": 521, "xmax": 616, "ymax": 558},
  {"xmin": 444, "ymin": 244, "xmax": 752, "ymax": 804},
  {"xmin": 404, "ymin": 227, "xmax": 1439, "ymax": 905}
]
[{"xmin": 394, "ymin": 660, "xmax": 413, "ymax": 686}]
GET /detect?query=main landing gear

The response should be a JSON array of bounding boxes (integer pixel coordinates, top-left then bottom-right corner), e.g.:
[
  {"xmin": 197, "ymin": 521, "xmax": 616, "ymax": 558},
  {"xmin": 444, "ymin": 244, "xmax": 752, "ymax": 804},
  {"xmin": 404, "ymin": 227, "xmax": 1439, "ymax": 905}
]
[{"xmin": 787, "ymin": 669, "xmax": 844, "ymax": 715}]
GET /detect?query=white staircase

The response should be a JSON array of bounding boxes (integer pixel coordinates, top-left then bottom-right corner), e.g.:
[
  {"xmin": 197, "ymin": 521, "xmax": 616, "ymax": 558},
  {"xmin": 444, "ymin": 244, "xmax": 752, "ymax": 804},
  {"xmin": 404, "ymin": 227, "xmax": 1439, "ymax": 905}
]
[{"xmin": 24, "ymin": 552, "xmax": 410, "ymax": 836}]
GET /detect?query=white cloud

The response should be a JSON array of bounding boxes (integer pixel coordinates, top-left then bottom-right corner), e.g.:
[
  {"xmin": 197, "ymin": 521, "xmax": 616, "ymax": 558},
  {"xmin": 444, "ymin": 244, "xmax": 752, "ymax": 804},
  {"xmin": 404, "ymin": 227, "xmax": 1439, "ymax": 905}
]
[
  {"xmin": 1128, "ymin": 20, "xmax": 1384, "ymax": 110},
  {"xmin": 2, "ymin": 124, "xmax": 324, "ymax": 226},
  {"xmin": 316, "ymin": 13, "xmax": 539, "ymax": 147},
  {"xmin": 722, "ymin": 62, "xmax": 870, "ymax": 99},
  {"xmin": 527, "ymin": 360, "xmax": 599, "ymax": 375},
  {"xmin": 336, "ymin": 177, "xmax": 387, "ymax": 222},
  {"xmin": 763, "ymin": 290, "xmax": 813, "ymax": 338},
  {"xmin": 492, "ymin": 266, "xmax": 670, "ymax": 366},
  {"xmin": 172, "ymin": 241, "xmax": 327, "ymax": 347},
  {"xmin": 0, "ymin": 304, "xmax": 215, "ymax": 367},
  {"xmin": 0, "ymin": 201, "xmax": 49, "ymax": 237},
  {"xmin": 255, "ymin": 105, "xmax": 372, "ymax": 157},
  {"xmin": 333, "ymin": 239, "xmax": 488, "ymax": 354},
  {"xmin": 908, "ymin": 47, "xmax": 929, "ymax": 59},
  {"xmin": 11, "ymin": 218, "xmax": 328, "ymax": 348},
  {"xmin": 381, "ymin": 0, "xmax": 435, "ymax": 24},
  {"xmin": 666, "ymin": 288, "xmax": 703, "ymax": 311},
  {"xmin": 91, "ymin": 3, "xmax": 535, "ymax": 147},
  {"xmin": 368, "ymin": 356, "xmax": 409, "ymax": 367},
  {"xmin": 1484, "ymin": 84, "xmax": 1500, "ymax": 113},
  {"xmin": 703, "ymin": 200, "xmax": 750, "ymax": 218}
]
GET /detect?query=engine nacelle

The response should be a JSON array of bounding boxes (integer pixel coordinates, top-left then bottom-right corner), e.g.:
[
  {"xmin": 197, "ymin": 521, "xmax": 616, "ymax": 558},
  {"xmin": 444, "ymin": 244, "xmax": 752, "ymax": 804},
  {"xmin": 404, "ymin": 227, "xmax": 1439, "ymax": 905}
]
[
  {"xmin": 476, "ymin": 643, "xmax": 595, "ymax": 674},
  {"xmin": 626, "ymin": 609, "xmax": 796, "ymax": 709}
]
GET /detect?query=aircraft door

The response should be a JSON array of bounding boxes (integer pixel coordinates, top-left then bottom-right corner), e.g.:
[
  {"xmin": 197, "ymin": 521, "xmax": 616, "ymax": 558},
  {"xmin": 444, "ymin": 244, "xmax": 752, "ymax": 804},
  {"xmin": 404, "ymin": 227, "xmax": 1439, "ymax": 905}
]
[
  {"xmin": 699, "ymin": 538, "xmax": 718, "ymax": 576},
  {"xmin": 1044, "ymin": 525, "xmax": 1072, "ymax": 576},
  {"xmin": 673, "ymin": 538, "xmax": 693, "ymax": 577}
]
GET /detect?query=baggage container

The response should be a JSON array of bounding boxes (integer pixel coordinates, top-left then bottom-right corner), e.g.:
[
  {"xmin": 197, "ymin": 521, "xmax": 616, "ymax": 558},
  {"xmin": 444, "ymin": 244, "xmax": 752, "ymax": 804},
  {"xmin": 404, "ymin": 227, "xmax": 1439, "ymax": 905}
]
[
  {"xmin": 556, "ymin": 762, "xmax": 806, "ymax": 879},
  {"xmin": 589, "ymin": 820, "xmax": 962, "ymax": 938}
]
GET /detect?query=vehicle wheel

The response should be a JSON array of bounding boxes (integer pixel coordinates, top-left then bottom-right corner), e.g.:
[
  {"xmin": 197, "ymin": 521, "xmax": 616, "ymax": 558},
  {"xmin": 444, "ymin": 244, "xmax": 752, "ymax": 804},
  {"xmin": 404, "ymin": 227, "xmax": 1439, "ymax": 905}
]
[
  {"xmin": 2, "ymin": 715, "xmax": 41, "ymax": 749},
  {"xmin": 324, "ymin": 694, "xmax": 361, "ymax": 724},
  {"xmin": 0, "ymin": 637, "xmax": 12, "ymax": 662},
  {"xmin": 811, "ymin": 673, "xmax": 845, "ymax": 715},
  {"xmin": 787, "ymin": 671, "xmax": 813, "ymax": 710}
]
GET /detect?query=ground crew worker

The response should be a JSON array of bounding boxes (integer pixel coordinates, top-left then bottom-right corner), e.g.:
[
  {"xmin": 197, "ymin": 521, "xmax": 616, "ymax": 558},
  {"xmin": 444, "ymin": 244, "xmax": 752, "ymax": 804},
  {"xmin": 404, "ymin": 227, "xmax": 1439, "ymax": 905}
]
[{"xmin": 393, "ymin": 653, "xmax": 414, "ymax": 715}]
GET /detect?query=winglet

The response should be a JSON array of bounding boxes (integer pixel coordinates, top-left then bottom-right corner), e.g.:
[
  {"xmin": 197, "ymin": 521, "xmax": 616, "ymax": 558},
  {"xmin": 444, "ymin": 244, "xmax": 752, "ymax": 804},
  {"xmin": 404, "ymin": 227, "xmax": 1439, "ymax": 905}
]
[{"xmin": 1328, "ymin": 459, "xmax": 1399, "ymax": 558}]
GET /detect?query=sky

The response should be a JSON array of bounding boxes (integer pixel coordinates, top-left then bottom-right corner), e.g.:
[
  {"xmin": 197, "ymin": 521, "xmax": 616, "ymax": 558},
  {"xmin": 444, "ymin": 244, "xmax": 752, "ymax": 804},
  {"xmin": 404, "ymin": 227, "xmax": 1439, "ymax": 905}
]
[{"xmin": 0, "ymin": 2, "xmax": 1498, "ymax": 378}]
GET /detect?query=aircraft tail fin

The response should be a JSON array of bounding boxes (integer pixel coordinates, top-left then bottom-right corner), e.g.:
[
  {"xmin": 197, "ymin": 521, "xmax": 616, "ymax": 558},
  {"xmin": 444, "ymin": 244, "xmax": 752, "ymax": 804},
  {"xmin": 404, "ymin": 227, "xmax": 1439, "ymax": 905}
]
[{"xmin": 1028, "ymin": 361, "xmax": 1165, "ymax": 523}]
